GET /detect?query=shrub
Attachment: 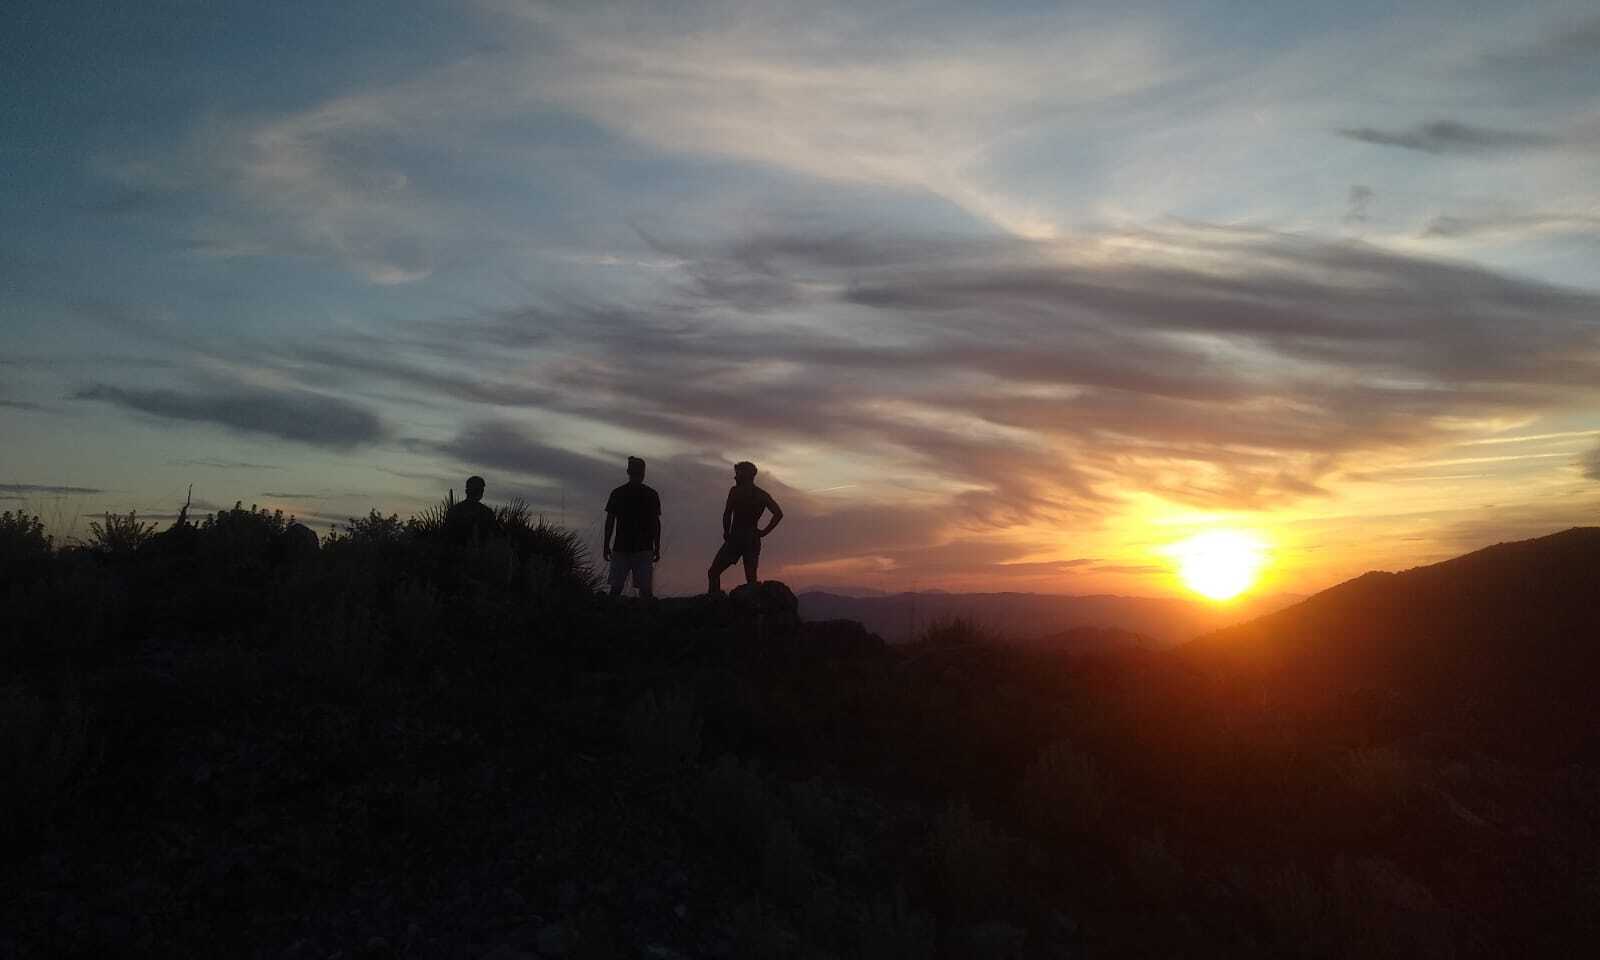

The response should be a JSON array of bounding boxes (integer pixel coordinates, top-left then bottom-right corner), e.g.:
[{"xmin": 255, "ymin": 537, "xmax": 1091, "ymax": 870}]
[
  {"xmin": 326, "ymin": 509, "xmax": 406, "ymax": 548},
  {"xmin": 929, "ymin": 800, "xmax": 1014, "ymax": 917},
  {"xmin": 0, "ymin": 511, "xmax": 52, "ymax": 586},
  {"xmin": 499, "ymin": 502, "xmax": 597, "ymax": 594},
  {"xmin": 761, "ymin": 816, "xmax": 818, "ymax": 909},
  {"xmin": 729, "ymin": 896, "xmax": 793, "ymax": 958},
  {"xmin": 921, "ymin": 616, "xmax": 989, "ymax": 647},
  {"xmin": 406, "ymin": 495, "xmax": 452, "ymax": 540},
  {"xmin": 1227, "ymin": 857, "xmax": 1452, "ymax": 960},
  {"xmin": 86, "ymin": 510, "xmax": 157, "ymax": 556},
  {"xmin": 1123, "ymin": 832, "xmax": 1183, "ymax": 904},
  {"xmin": 0, "ymin": 685, "xmax": 94, "ymax": 844},
  {"xmin": 855, "ymin": 888, "xmax": 937, "ymax": 959},
  {"xmin": 1020, "ymin": 740, "xmax": 1114, "ymax": 843},
  {"xmin": 699, "ymin": 755, "xmax": 780, "ymax": 861},
  {"xmin": 195, "ymin": 502, "xmax": 291, "ymax": 572},
  {"xmin": 1336, "ymin": 745, "xmax": 1422, "ymax": 813},
  {"xmin": 623, "ymin": 685, "xmax": 702, "ymax": 772}
]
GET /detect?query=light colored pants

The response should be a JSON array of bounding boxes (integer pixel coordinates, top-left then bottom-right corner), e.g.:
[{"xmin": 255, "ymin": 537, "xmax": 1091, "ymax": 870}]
[{"xmin": 608, "ymin": 550, "xmax": 654, "ymax": 595}]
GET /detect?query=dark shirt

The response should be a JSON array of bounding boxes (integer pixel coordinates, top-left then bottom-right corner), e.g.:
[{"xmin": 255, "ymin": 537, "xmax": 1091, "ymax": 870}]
[
  {"xmin": 605, "ymin": 482, "xmax": 660, "ymax": 553},
  {"xmin": 444, "ymin": 499, "xmax": 497, "ymax": 545},
  {"xmin": 726, "ymin": 483, "xmax": 777, "ymax": 533}
]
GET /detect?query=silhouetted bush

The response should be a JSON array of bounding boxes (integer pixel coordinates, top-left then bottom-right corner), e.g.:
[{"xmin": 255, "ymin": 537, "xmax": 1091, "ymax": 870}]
[
  {"xmin": 920, "ymin": 615, "xmax": 988, "ymax": 647},
  {"xmin": 85, "ymin": 510, "xmax": 157, "ymax": 556},
  {"xmin": 624, "ymin": 684, "xmax": 702, "ymax": 772},
  {"xmin": 326, "ymin": 508, "xmax": 406, "ymax": 548},
  {"xmin": 928, "ymin": 800, "xmax": 1015, "ymax": 918},
  {"xmin": 1020, "ymin": 740, "xmax": 1114, "ymax": 844},
  {"xmin": 0, "ymin": 685, "xmax": 94, "ymax": 844},
  {"xmin": 0, "ymin": 510, "xmax": 51, "ymax": 586}
]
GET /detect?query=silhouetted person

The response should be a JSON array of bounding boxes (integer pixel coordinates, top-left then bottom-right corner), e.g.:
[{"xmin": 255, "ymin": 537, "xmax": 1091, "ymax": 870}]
[
  {"xmin": 604, "ymin": 457, "xmax": 661, "ymax": 598},
  {"xmin": 708, "ymin": 461, "xmax": 782, "ymax": 594},
  {"xmin": 444, "ymin": 475, "xmax": 497, "ymax": 546}
]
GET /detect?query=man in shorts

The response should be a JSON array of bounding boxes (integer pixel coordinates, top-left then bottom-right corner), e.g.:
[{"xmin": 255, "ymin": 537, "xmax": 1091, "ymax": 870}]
[
  {"xmin": 707, "ymin": 460, "xmax": 783, "ymax": 594},
  {"xmin": 603, "ymin": 456, "xmax": 661, "ymax": 598}
]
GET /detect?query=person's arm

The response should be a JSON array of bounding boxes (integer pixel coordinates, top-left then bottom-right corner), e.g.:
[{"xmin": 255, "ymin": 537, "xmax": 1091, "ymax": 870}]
[
  {"xmin": 722, "ymin": 491, "xmax": 734, "ymax": 539},
  {"xmin": 603, "ymin": 512, "xmax": 615, "ymax": 560},
  {"xmin": 759, "ymin": 493, "xmax": 783, "ymax": 537}
]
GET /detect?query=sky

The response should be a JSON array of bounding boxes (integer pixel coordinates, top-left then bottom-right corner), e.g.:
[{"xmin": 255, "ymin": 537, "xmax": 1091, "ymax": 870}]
[{"xmin": 4, "ymin": 0, "xmax": 1599, "ymax": 598}]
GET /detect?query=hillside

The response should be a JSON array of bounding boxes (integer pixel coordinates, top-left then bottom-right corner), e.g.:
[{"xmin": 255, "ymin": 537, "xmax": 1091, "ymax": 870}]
[
  {"xmin": 3, "ymin": 507, "xmax": 1598, "ymax": 956},
  {"xmin": 799, "ymin": 589, "xmax": 1300, "ymax": 645},
  {"xmin": 1182, "ymin": 526, "xmax": 1600, "ymax": 762},
  {"xmin": 1021, "ymin": 625, "xmax": 1159, "ymax": 656}
]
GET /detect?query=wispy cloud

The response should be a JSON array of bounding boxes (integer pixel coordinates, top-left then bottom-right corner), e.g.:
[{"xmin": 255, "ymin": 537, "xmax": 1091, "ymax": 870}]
[
  {"xmin": 1, "ymin": 483, "xmax": 105, "ymax": 498},
  {"xmin": 1338, "ymin": 120, "xmax": 1561, "ymax": 155},
  {"xmin": 168, "ymin": 458, "xmax": 284, "ymax": 470},
  {"xmin": 77, "ymin": 384, "xmax": 384, "ymax": 449},
  {"xmin": 1582, "ymin": 443, "xmax": 1600, "ymax": 482},
  {"xmin": 1422, "ymin": 213, "xmax": 1600, "ymax": 239}
]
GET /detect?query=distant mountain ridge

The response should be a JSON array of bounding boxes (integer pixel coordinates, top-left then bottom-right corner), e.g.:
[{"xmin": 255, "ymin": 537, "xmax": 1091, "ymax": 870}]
[
  {"xmin": 1184, "ymin": 526, "xmax": 1600, "ymax": 762},
  {"xmin": 797, "ymin": 588, "xmax": 1302, "ymax": 645}
]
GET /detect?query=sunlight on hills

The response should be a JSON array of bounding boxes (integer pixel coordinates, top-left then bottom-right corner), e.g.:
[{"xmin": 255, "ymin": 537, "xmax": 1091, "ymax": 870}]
[{"xmin": 1167, "ymin": 529, "xmax": 1268, "ymax": 601}]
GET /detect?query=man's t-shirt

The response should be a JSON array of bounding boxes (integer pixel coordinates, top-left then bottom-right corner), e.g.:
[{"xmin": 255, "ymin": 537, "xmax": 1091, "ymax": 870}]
[
  {"xmin": 444, "ymin": 499, "xmax": 497, "ymax": 545},
  {"xmin": 726, "ymin": 483, "xmax": 777, "ymax": 533},
  {"xmin": 605, "ymin": 483, "xmax": 661, "ymax": 553}
]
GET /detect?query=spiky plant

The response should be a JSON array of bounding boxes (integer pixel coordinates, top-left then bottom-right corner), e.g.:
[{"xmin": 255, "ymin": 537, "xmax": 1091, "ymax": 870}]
[{"xmin": 407, "ymin": 490, "xmax": 454, "ymax": 540}]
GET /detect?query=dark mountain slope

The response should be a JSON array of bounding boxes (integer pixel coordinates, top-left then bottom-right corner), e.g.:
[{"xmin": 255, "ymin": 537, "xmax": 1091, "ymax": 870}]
[
  {"xmin": 1181, "ymin": 527, "xmax": 1600, "ymax": 762},
  {"xmin": 799, "ymin": 589, "xmax": 1300, "ymax": 645}
]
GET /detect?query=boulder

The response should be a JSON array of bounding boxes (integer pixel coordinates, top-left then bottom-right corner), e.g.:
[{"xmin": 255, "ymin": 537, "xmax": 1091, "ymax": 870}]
[{"xmin": 728, "ymin": 580, "xmax": 801, "ymax": 634}]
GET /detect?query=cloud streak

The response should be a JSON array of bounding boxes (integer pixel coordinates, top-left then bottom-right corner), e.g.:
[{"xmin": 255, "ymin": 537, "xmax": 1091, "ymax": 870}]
[
  {"xmin": 1422, "ymin": 213, "xmax": 1600, "ymax": 239},
  {"xmin": 1338, "ymin": 120, "xmax": 1562, "ymax": 155},
  {"xmin": 77, "ymin": 384, "xmax": 384, "ymax": 449},
  {"xmin": 1, "ymin": 483, "xmax": 106, "ymax": 496}
]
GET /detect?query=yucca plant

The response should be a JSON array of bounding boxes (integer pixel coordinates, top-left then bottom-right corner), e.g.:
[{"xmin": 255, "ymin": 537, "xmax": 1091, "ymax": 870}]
[
  {"xmin": 406, "ymin": 490, "xmax": 454, "ymax": 540},
  {"xmin": 495, "ymin": 498, "xmax": 597, "ymax": 592}
]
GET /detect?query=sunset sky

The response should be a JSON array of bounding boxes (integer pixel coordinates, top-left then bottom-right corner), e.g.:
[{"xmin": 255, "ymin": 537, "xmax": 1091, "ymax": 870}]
[{"xmin": 5, "ymin": 0, "xmax": 1599, "ymax": 597}]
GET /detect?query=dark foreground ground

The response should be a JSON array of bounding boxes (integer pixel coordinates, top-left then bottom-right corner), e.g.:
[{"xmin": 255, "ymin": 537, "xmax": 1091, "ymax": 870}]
[{"xmin": 3, "ymin": 508, "xmax": 1597, "ymax": 958}]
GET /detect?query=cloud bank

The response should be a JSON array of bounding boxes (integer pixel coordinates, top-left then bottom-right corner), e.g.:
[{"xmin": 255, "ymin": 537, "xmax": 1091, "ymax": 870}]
[{"xmin": 167, "ymin": 223, "xmax": 1600, "ymax": 585}]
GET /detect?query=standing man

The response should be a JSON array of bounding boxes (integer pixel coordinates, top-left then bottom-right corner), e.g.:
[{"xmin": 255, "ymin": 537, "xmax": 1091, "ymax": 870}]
[
  {"xmin": 604, "ymin": 456, "xmax": 661, "ymax": 599},
  {"xmin": 708, "ymin": 461, "xmax": 783, "ymax": 594},
  {"xmin": 444, "ymin": 475, "xmax": 497, "ymax": 545}
]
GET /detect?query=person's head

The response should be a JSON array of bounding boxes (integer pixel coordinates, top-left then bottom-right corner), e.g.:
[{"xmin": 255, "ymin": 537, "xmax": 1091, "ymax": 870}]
[
  {"xmin": 733, "ymin": 461, "xmax": 757, "ymax": 484},
  {"xmin": 626, "ymin": 456, "xmax": 646, "ymax": 482},
  {"xmin": 464, "ymin": 475, "xmax": 486, "ymax": 501}
]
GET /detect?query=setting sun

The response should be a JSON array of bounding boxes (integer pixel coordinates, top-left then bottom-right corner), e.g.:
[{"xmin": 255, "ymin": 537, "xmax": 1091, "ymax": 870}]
[{"xmin": 1169, "ymin": 530, "xmax": 1267, "ymax": 601}]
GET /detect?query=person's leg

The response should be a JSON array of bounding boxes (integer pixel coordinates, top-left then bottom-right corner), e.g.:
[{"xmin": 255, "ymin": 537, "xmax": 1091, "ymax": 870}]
[
  {"xmin": 608, "ymin": 552, "xmax": 629, "ymax": 597},
  {"xmin": 742, "ymin": 536, "xmax": 761, "ymax": 585},
  {"xmin": 708, "ymin": 540, "xmax": 739, "ymax": 594},
  {"xmin": 634, "ymin": 553, "xmax": 654, "ymax": 600}
]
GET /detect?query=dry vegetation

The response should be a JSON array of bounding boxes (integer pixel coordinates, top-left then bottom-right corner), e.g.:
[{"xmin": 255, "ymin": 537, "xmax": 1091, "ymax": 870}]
[{"xmin": 2, "ymin": 507, "xmax": 1597, "ymax": 957}]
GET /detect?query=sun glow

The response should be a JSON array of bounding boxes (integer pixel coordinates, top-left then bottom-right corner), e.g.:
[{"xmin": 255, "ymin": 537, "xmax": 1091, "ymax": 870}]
[{"xmin": 1169, "ymin": 530, "xmax": 1268, "ymax": 601}]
